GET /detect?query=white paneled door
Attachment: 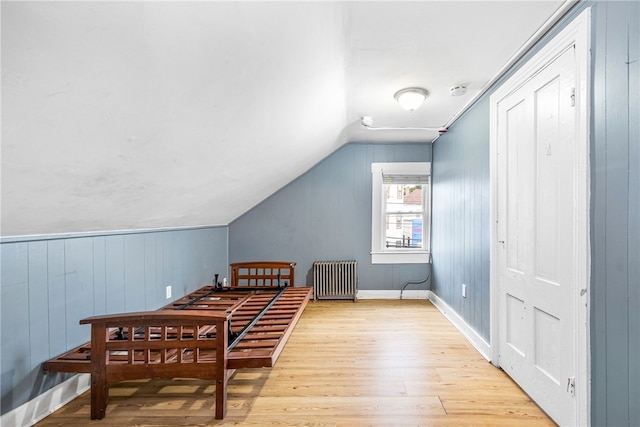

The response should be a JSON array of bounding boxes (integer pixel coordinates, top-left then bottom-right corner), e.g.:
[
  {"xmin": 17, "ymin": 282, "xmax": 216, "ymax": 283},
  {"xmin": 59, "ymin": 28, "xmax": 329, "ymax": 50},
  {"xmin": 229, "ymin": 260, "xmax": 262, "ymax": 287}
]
[{"xmin": 494, "ymin": 45, "xmax": 578, "ymax": 426}]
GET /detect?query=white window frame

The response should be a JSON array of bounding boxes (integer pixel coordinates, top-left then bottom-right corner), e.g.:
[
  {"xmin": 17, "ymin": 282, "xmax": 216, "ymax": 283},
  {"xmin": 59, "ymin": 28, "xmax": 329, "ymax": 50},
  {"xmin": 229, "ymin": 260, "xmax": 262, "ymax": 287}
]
[{"xmin": 371, "ymin": 162, "xmax": 431, "ymax": 264}]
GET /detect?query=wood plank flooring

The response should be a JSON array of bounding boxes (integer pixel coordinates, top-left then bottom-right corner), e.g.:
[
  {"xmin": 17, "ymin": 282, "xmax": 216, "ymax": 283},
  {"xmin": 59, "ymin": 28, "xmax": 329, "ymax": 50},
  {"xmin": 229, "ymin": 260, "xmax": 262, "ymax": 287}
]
[{"xmin": 36, "ymin": 299, "xmax": 555, "ymax": 426}]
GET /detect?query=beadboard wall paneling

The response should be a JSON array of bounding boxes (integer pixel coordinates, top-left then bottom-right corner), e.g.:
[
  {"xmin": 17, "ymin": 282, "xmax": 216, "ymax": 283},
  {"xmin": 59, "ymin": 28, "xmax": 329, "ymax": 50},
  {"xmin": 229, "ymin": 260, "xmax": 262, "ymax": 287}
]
[
  {"xmin": 0, "ymin": 226, "xmax": 228, "ymax": 415},
  {"xmin": 590, "ymin": 1, "xmax": 639, "ymax": 425},
  {"xmin": 431, "ymin": 96, "xmax": 491, "ymax": 341}
]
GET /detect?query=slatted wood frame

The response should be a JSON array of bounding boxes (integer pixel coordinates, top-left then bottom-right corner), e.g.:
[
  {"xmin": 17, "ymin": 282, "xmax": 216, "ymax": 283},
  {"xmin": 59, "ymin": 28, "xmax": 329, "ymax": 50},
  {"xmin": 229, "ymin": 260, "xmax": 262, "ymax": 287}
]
[
  {"xmin": 230, "ymin": 261, "xmax": 295, "ymax": 288},
  {"xmin": 43, "ymin": 261, "xmax": 313, "ymax": 420},
  {"xmin": 80, "ymin": 311, "xmax": 230, "ymax": 420}
]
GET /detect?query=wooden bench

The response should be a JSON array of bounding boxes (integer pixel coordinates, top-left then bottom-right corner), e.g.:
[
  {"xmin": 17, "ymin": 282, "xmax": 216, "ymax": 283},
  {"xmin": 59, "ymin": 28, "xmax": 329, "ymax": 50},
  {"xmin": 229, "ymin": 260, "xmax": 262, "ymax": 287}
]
[{"xmin": 44, "ymin": 261, "xmax": 312, "ymax": 420}]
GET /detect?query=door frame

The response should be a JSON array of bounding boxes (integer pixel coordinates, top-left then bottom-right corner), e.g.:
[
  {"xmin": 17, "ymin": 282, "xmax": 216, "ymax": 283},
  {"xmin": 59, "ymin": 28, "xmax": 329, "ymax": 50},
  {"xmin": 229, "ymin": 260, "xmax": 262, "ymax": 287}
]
[{"xmin": 489, "ymin": 7, "xmax": 591, "ymax": 425}]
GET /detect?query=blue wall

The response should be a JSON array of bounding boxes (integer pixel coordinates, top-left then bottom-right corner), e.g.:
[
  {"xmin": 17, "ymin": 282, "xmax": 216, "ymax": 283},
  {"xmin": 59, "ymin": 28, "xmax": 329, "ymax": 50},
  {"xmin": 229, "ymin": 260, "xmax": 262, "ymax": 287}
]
[
  {"xmin": 0, "ymin": 226, "xmax": 228, "ymax": 415},
  {"xmin": 432, "ymin": 2, "xmax": 639, "ymax": 425},
  {"xmin": 431, "ymin": 96, "xmax": 491, "ymax": 341},
  {"xmin": 229, "ymin": 143, "xmax": 431, "ymax": 291},
  {"xmin": 590, "ymin": 1, "xmax": 639, "ymax": 425}
]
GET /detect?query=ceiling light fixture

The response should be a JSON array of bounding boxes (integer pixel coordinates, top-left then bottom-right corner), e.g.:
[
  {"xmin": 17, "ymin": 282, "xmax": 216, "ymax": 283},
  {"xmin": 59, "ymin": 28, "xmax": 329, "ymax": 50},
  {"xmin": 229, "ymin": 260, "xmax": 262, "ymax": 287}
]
[{"xmin": 394, "ymin": 87, "xmax": 429, "ymax": 111}]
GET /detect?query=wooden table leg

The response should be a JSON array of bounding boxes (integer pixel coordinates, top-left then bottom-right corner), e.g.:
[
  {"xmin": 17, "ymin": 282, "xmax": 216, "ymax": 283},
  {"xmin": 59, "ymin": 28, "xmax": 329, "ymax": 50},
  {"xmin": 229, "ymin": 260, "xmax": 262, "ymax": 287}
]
[
  {"xmin": 90, "ymin": 325, "xmax": 108, "ymax": 420},
  {"xmin": 215, "ymin": 318, "xmax": 228, "ymax": 419}
]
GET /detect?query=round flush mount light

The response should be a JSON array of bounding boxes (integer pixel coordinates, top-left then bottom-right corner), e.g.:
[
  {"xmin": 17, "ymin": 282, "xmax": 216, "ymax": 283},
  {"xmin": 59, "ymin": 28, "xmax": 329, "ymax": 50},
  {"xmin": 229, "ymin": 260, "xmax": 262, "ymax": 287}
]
[{"xmin": 394, "ymin": 87, "xmax": 429, "ymax": 111}]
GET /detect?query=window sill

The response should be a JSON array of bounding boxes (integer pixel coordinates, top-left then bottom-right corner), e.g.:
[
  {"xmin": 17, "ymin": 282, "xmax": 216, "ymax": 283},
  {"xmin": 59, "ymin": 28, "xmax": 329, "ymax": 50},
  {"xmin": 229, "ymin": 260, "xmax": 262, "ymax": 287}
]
[{"xmin": 371, "ymin": 251, "xmax": 431, "ymax": 264}]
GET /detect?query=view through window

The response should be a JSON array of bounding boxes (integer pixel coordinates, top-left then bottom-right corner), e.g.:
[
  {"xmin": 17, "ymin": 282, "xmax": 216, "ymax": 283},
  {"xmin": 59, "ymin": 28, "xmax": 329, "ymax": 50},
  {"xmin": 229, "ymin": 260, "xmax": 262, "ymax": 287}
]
[
  {"xmin": 371, "ymin": 162, "xmax": 431, "ymax": 264},
  {"xmin": 384, "ymin": 182, "xmax": 424, "ymax": 249}
]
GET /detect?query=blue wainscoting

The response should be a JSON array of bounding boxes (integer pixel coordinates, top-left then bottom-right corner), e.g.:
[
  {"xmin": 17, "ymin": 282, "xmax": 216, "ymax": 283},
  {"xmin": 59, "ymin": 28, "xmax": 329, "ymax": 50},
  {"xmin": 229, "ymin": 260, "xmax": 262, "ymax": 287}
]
[
  {"xmin": 0, "ymin": 226, "xmax": 228, "ymax": 415},
  {"xmin": 431, "ymin": 96, "xmax": 491, "ymax": 342},
  {"xmin": 590, "ymin": 1, "xmax": 639, "ymax": 425}
]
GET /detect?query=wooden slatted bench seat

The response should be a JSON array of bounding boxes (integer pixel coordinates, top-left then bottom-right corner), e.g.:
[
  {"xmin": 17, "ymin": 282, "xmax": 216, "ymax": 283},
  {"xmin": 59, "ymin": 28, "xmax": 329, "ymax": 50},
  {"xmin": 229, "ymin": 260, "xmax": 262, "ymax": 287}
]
[{"xmin": 43, "ymin": 261, "xmax": 312, "ymax": 420}]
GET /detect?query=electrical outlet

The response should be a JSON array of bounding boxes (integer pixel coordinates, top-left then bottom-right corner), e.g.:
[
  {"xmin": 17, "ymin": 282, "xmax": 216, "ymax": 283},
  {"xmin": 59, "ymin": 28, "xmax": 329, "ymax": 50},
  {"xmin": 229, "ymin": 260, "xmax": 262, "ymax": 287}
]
[
  {"xmin": 166, "ymin": 285, "xmax": 172, "ymax": 299},
  {"xmin": 462, "ymin": 284, "xmax": 467, "ymax": 298}
]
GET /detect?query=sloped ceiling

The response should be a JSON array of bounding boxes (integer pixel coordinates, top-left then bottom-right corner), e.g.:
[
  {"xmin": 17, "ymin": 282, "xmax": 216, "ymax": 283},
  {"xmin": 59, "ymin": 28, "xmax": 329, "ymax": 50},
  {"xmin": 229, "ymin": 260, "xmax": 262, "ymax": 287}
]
[{"xmin": 1, "ymin": 1, "xmax": 565, "ymax": 237}]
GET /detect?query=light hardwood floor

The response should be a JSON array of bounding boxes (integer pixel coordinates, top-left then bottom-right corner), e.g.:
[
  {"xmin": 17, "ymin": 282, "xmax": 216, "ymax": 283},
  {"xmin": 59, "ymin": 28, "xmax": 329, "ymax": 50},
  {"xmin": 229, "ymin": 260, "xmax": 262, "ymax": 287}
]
[{"xmin": 36, "ymin": 299, "xmax": 555, "ymax": 426}]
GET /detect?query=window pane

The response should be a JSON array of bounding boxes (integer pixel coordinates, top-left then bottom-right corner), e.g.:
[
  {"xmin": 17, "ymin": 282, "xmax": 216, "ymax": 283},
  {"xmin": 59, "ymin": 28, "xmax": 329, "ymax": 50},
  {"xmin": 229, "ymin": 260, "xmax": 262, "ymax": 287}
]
[
  {"xmin": 386, "ymin": 184, "xmax": 423, "ymax": 213},
  {"xmin": 384, "ymin": 214, "xmax": 423, "ymax": 248},
  {"xmin": 383, "ymin": 183, "xmax": 424, "ymax": 249}
]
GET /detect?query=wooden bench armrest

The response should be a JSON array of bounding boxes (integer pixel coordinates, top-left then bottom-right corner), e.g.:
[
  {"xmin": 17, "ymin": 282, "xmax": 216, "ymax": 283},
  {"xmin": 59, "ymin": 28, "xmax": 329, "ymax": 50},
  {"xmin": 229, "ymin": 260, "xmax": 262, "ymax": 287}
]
[{"xmin": 80, "ymin": 310, "xmax": 231, "ymax": 327}]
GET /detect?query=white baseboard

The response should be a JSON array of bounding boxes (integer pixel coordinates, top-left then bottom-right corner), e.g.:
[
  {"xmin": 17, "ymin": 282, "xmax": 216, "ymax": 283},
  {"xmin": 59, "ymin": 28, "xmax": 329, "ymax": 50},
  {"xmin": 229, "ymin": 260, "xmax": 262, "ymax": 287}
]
[
  {"xmin": 356, "ymin": 289, "xmax": 430, "ymax": 299},
  {"xmin": 1, "ymin": 374, "xmax": 90, "ymax": 427},
  {"xmin": 428, "ymin": 291, "xmax": 491, "ymax": 361}
]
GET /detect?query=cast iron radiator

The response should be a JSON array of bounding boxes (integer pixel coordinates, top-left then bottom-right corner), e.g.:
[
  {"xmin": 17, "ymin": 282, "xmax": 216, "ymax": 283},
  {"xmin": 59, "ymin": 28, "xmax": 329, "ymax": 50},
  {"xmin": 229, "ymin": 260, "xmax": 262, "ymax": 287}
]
[{"xmin": 312, "ymin": 260, "xmax": 357, "ymax": 301}]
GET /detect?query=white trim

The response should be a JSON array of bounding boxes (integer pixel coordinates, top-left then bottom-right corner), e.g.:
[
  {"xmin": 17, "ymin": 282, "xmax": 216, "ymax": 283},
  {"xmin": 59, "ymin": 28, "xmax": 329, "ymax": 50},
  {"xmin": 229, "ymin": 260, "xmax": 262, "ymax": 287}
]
[
  {"xmin": 356, "ymin": 289, "xmax": 429, "ymax": 300},
  {"xmin": 370, "ymin": 251, "xmax": 430, "ymax": 264},
  {"xmin": 1, "ymin": 374, "xmax": 90, "ymax": 427},
  {"xmin": 371, "ymin": 162, "xmax": 431, "ymax": 264},
  {"xmin": 0, "ymin": 224, "xmax": 227, "ymax": 244},
  {"xmin": 489, "ymin": 8, "xmax": 591, "ymax": 426},
  {"xmin": 428, "ymin": 292, "xmax": 491, "ymax": 361}
]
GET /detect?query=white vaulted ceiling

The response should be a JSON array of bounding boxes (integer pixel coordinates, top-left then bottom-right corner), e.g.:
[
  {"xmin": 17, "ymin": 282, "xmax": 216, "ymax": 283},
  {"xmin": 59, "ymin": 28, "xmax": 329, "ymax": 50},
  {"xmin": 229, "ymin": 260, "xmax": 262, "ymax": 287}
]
[{"xmin": 1, "ymin": 1, "xmax": 566, "ymax": 237}]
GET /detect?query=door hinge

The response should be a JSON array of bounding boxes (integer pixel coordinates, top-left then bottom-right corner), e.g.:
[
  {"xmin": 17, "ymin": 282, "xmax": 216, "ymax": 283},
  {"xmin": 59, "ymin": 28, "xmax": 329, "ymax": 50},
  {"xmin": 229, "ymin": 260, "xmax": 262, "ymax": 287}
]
[
  {"xmin": 570, "ymin": 87, "xmax": 576, "ymax": 107},
  {"xmin": 567, "ymin": 376, "xmax": 576, "ymax": 397}
]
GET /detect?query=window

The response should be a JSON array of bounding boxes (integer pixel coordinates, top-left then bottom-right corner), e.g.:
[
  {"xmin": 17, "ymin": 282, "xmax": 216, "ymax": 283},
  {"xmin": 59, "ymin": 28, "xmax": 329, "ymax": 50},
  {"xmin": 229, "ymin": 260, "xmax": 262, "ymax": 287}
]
[{"xmin": 371, "ymin": 162, "xmax": 431, "ymax": 264}]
